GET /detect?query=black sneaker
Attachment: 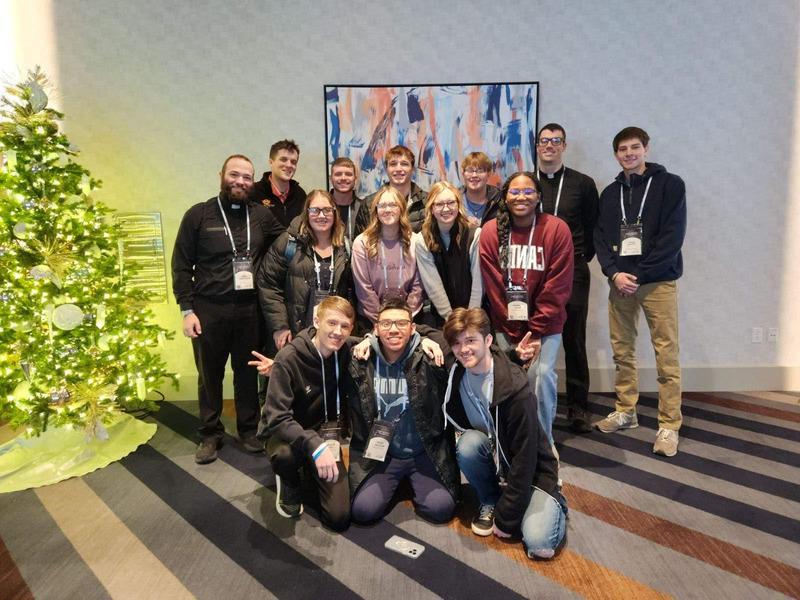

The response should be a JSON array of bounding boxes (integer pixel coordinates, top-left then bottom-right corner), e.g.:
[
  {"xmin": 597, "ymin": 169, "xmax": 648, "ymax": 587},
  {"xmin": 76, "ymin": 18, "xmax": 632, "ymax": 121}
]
[
  {"xmin": 241, "ymin": 435, "xmax": 264, "ymax": 453},
  {"xmin": 568, "ymin": 407, "xmax": 592, "ymax": 434},
  {"xmin": 195, "ymin": 438, "xmax": 220, "ymax": 464},
  {"xmin": 275, "ymin": 474, "xmax": 304, "ymax": 518},
  {"xmin": 471, "ymin": 504, "xmax": 495, "ymax": 536}
]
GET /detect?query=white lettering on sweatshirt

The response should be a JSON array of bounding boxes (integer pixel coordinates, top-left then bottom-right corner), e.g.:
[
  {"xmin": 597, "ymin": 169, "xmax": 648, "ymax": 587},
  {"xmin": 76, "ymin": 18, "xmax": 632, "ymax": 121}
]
[{"xmin": 508, "ymin": 244, "xmax": 545, "ymax": 271}]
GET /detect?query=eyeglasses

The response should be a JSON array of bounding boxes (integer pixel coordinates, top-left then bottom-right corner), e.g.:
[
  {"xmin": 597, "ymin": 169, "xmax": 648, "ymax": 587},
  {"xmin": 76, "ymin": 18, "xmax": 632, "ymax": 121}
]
[
  {"xmin": 377, "ymin": 319, "xmax": 412, "ymax": 331},
  {"xmin": 507, "ymin": 188, "xmax": 539, "ymax": 198},
  {"xmin": 463, "ymin": 168, "xmax": 487, "ymax": 175},
  {"xmin": 308, "ymin": 207, "xmax": 334, "ymax": 216},
  {"xmin": 433, "ymin": 200, "xmax": 457, "ymax": 211},
  {"xmin": 537, "ymin": 137, "xmax": 564, "ymax": 146},
  {"xmin": 376, "ymin": 202, "xmax": 400, "ymax": 211}
]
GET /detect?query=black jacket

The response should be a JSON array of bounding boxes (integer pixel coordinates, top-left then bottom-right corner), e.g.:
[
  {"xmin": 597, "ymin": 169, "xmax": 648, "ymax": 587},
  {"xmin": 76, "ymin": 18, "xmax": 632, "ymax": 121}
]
[
  {"xmin": 172, "ymin": 196, "xmax": 283, "ymax": 310},
  {"xmin": 443, "ymin": 347, "xmax": 559, "ymax": 533},
  {"xmin": 259, "ymin": 328, "xmax": 356, "ymax": 454},
  {"xmin": 461, "ymin": 184, "xmax": 503, "ymax": 225},
  {"xmin": 257, "ymin": 220, "xmax": 353, "ymax": 336},
  {"xmin": 251, "ymin": 172, "xmax": 307, "ymax": 230},
  {"xmin": 538, "ymin": 166, "xmax": 599, "ymax": 262},
  {"xmin": 345, "ymin": 342, "xmax": 459, "ymax": 500},
  {"xmin": 595, "ymin": 162, "xmax": 686, "ymax": 285},
  {"xmin": 357, "ymin": 182, "xmax": 428, "ymax": 233},
  {"xmin": 331, "ymin": 191, "xmax": 366, "ymax": 244}
]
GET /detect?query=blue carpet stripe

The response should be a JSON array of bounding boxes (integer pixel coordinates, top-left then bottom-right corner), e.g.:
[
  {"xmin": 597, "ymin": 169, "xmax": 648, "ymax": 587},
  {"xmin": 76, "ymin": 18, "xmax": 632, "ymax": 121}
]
[
  {"xmin": 586, "ymin": 400, "xmax": 800, "ymax": 468},
  {"xmin": 152, "ymin": 402, "xmax": 527, "ymax": 600},
  {"xmin": 120, "ymin": 444, "xmax": 360, "ymax": 600},
  {"xmin": 592, "ymin": 392, "xmax": 800, "ymax": 442},
  {"xmin": 557, "ymin": 442, "xmax": 800, "ymax": 544},
  {"xmin": 553, "ymin": 423, "xmax": 800, "ymax": 502}
]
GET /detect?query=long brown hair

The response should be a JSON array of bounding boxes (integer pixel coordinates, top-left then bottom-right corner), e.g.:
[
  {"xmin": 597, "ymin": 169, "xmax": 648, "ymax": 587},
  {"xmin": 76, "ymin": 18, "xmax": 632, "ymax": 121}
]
[
  {"xmin": 421, "ymin": 181, "xmax": 470, "ymax": 253},
  {"xmin": 298, "ymin": 189, "xmax": 345, "ymax": 247},
  {"xmin": 361, "ymin": 186, "xmax": 413, "ymax": 258}
]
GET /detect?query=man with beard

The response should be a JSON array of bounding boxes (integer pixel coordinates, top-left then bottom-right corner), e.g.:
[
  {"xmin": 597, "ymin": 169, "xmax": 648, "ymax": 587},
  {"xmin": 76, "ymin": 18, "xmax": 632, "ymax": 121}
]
[
  {"xmin": 356, "ymin": 145, "xmax": 428, "ymax": 233},
  {"xmin": 251, "ymin": 139, "xmax": 307, "ymax": 229},
  {"xmin": 172, "ymin": 154, "xmax": 283, "ymax": 464}
]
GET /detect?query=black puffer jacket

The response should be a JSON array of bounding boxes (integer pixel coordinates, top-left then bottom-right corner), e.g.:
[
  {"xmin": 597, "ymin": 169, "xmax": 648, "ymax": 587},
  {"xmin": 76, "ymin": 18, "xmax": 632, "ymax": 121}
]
[
  {"xmin": 257, "ymin": 220, "xmax": 353, "ymax": 336},
  {"xmin": 345, "ymin": 343, "xmax": 459, "ymax": 500},
  {"xmin": 443, "ymin": 347, "xmax": 559, "ymax": 533}
]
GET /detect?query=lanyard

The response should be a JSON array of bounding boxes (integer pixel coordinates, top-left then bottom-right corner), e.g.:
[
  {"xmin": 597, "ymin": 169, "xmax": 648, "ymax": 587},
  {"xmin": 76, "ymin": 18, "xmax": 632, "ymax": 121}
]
[
  {"xmin": 463, "ymin": 361, "xmax": 495, "ymax": 437},
  {"xmin": 375, "ymin": 354, "xmax": 406, "ymax": 422},
  {"xmin": 537, "ymin": 168, "xmax": 565, "ymax": 217},
  {"xmin": 380, "ymin": 239, "xmax": 404, "ymax": 290},
  {"xmin": 619, "ymin": 177, "xmax": 652, "ymax": 225},
  {"xmin": 216, "ymin": 196, "xmax": 251, "ymax": 256},
  {"xmin": 315, "ymin": 347, "xmax": 340, "ymax": 423},
  {"xmin": 506, "ymin": 215, "xmax": 537, "ymax": 287},
  {"xmin": 313, "ymin": 248, "xmax": 335, "ymax": 290}
]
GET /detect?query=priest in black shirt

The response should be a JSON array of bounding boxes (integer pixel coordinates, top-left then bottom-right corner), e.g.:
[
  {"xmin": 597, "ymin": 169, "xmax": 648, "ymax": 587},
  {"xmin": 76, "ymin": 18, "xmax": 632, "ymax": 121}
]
[
  {"xmin": 172, "ymin": 154, "xmax": 284, "ymax": 464},
  {"xmin": 535, "ymin": 124, "xmax": 599, "ymax": 433}
]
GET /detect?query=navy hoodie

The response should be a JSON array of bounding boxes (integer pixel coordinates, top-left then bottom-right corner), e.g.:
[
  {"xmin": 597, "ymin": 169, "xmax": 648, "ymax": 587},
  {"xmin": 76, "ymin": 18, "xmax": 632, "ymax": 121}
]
[{"xmin": 594, "ymin": 162, "xmax": 686, "ymax": 285}]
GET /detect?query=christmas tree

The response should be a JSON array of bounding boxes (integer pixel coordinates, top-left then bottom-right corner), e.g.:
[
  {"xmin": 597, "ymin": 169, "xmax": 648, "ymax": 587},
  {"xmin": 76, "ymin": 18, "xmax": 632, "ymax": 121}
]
[{"xmin": 0, "ymin": 68, "xmax": 177, "ymax": 438}]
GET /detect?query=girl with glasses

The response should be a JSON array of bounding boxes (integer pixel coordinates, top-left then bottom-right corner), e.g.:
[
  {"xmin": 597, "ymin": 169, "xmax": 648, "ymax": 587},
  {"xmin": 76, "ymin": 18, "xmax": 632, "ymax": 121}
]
[
  {"xmin": 351, "ymin": 186, "xmax": 424, "ymax": 327},
  {"xmin": 413, "ymin": 181, "xmax": 483, "ymax": 327},
  {"xmin": 258, "ymin": 190, "xmax": 353, "ymax": 352}
]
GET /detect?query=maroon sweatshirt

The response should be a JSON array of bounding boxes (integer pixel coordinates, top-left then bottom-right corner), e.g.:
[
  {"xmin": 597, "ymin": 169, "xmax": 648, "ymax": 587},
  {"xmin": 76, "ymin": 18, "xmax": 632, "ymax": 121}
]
[{"xmin": 480, "ymin": 213, "xmax": 574, "ymax": 342}]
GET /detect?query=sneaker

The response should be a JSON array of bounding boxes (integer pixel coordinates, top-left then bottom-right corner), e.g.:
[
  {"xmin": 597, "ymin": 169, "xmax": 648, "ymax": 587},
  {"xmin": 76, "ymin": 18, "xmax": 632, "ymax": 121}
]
[
  {"xmin": 595, "ymin": 410, "xmax": 638, "ymax": 433},
  {"xmin": 240, "ymin": 435, "xmax": 264, "ymax": 453},
  {"xmin": 195, "ymin": 438, "xmax": 220, "ymax": 464},
  {"xmin": 471, "ymin": 504, "xmax": 495, "ymax": 536},
  {"xmin": 653, "ymin": 428, "xmax": 679, "ymax": 457},
  {"xmin": 275, "ymin": 474, "xmax": 304, "ymax": 518},
  {"xmin": 567, "ymin": 407, "xmax": 592, "ymax": 434}
]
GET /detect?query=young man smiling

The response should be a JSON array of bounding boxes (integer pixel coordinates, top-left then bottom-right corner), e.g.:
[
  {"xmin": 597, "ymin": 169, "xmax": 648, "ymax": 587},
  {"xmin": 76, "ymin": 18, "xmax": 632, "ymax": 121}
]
[
  {"xmin": 357, "ymin": 145, "xmax": 428, "ymax": 233},
  {"xmin": 460, "ymin": 151, "xmax": 502, "ymax": 226},
  {"xmin": 535, "ymin": 123, "xmax": 600, "ymax": 433},
  {"xmin": 593, "ymin": 127, "xmax": 687, "ymax": 457},
  {"xmin": 346, "ymin": 298, "xmax": 459, "ymax": 524},
  {"xmin": 329, "ymin": 157, "xmax": 365, "ymax": 246},
  {"xmin": 259, "ymin": 295, "xmax": 357, "ymax": 530},
  {"xmin": 251, "ymin": 139, "xmax": 307, "ymax": 229},
  {"xmin": 442, "ymin": 308, "xmax": 565, "ymax": 559}
]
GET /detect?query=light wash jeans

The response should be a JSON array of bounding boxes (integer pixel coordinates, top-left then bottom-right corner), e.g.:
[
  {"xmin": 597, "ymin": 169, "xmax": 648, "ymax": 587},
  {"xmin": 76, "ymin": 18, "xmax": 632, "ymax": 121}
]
[
  {"xmin": 496, "ymin": 332, "xmax": 562, "ymax": 445},
  {"xmin": 456, "ymin": 430, "xmax": 566, "ymax": 558}
]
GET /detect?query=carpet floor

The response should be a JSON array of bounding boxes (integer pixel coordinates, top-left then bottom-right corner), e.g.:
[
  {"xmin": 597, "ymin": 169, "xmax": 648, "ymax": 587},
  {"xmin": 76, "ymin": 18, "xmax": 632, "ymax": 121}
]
[{"xmin": 1, "ymin": 390, "xmax": 799, "ymax": 599}]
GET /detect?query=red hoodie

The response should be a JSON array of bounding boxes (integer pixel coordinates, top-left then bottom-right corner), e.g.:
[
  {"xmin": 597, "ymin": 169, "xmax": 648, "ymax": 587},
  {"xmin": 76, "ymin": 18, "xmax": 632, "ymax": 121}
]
[{"xmin": 480, "ymin": 213, "xmax": 574, "ymax": 342}]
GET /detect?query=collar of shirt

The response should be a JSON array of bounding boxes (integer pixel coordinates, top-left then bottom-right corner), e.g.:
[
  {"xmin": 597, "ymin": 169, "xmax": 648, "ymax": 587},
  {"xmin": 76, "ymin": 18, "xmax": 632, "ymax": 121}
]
[{"xmin": 268, "ymin": 174, "xmax": 290, "ymax": 204}]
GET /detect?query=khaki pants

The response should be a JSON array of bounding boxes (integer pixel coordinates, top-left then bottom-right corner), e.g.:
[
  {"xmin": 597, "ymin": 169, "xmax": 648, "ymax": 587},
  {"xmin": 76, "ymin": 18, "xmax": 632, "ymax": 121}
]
[{"xmin": 608, "ymin": 280, "xmax": 682, "ymax": 429}]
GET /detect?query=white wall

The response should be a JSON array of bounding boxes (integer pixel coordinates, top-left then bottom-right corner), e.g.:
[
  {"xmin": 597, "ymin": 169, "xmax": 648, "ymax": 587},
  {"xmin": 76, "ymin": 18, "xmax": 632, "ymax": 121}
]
[{"xmin": 9, "ymin": 0, "xmax": 800, "ymax": 393}]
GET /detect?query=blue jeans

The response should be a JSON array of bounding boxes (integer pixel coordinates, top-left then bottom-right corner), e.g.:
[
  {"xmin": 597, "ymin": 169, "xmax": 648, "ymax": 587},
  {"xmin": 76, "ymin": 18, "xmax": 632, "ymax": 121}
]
[
  {"xmin": 456, "ymin": 430, "xmax": 566, "ymax": 558},
  {"xmin": 496, "ymin": 332, "xmax": 562, "ymax": 445}
]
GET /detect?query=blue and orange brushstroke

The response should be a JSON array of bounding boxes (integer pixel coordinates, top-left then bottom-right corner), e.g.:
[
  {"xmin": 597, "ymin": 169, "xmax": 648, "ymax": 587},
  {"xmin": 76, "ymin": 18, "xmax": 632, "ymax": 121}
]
[{"xmin": 326, "ymin": 83, "xmax": 538, "ymax": 196}]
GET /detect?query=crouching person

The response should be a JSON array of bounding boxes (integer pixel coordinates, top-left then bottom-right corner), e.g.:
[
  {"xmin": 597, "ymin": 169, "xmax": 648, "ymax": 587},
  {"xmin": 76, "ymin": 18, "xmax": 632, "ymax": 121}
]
[
  {"xmin": 258, "ymin": 296, "xmax": 357, "ymax": 531},
  {"xmin": 443, "ymin": 308, "xmax": 566, "ymax": 558},
  {"xmin": 346, "ymin": 298, "xmax": 459, "ymax": 524}
]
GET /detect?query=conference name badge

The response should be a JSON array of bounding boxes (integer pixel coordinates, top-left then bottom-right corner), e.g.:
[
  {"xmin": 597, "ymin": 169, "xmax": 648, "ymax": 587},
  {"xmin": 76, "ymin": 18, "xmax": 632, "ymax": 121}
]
[
  {"xmin": 320, "ymin": 421, "xmax": 342, "ymax": 462},
  {"xmin": 506, "ymin": 286, "xmax": 529, "ymax": 321},
  {"xmin": 363, "ymin": 419, "xmax": 394, "ymax": 462},
  {"xmin": 619, "ymin": 224, "xmax": 643, "ymax": 257},
  {"xmin": 232, "ymin": 256, "xmax": 254, "ymax": 290}
]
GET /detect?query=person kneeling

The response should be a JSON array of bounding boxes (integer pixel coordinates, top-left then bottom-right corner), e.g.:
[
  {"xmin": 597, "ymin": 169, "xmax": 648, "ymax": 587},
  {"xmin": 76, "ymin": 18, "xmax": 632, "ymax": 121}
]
[
  {"xmin": 443, "ymin": 308, "xmax": 567, "ymax": 559},
  {"xmin": 347, "ymin": 298, "xmax": 459, "ymax": 524},
  {"xmin": 259, "ymin": 296, "xmax": 357, "ymax": 532}
]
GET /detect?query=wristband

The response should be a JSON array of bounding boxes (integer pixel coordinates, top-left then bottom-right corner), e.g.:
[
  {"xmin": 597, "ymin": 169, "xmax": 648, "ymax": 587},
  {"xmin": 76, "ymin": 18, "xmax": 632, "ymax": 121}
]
[{"xmin": 312, "ymin": 442, "xmax": 328, "ymax": 461}]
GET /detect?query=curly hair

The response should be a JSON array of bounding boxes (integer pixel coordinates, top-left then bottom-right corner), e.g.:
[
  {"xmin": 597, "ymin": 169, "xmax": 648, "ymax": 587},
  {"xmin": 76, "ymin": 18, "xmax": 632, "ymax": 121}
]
[
  {"xmin": 421, "ymin": 181, "xmax": 470, "ymax": 253},
  {"xmin": 497, "ymin": 171, "xmax": 541, "ymax": 270},
  {"xmin": 361, "ymin": 186, "xmax": 413, "ymax": 258},
  {"xmin": 298, "ymin": 189, "xmax": 345, "ymax": 248}
]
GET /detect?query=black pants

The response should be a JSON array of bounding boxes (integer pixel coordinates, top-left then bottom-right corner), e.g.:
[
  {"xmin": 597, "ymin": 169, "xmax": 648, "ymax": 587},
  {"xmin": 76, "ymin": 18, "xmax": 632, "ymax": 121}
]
[
  {"xmin": 191, "ymin": 295, "xmax": 260, "ymax": 440},
  {"xmin": 267, "ymin": 436, "xmax": 351, "ymax": 531},
  {"xmin": 563, "ymin": 259, "xmax": 591, "ymax": 412}
]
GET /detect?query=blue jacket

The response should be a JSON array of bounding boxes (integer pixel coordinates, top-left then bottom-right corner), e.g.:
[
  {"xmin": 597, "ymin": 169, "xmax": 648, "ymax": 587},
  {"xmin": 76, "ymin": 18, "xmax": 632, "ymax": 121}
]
[{"xmin": 594, "ymin": 162, "xmax": 686, "ymax": 285}]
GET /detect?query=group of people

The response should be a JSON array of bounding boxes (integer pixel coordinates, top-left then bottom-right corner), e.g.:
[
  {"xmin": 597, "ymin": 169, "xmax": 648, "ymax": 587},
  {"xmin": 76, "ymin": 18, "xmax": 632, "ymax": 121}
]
[{"xmin": 171, "ymin": 123, "xmax": 687, "ymax": 560}]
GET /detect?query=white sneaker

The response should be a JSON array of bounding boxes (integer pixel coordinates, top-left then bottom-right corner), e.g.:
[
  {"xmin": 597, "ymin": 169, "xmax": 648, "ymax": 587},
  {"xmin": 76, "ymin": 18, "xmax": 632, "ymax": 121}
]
[
  {"xmin": 653, "ymin": 428, "xmax": 679, "ymax": 457},
  {"xmin": 595, "ymin": 410, "xmax": 638, "ymax": 433}
]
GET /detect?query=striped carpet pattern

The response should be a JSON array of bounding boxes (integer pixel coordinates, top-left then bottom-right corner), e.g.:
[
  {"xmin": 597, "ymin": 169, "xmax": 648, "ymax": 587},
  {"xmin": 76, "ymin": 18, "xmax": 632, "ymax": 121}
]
[{"xmin": 1, "ymin": 391, "xmax": 798, "ymax": 599}]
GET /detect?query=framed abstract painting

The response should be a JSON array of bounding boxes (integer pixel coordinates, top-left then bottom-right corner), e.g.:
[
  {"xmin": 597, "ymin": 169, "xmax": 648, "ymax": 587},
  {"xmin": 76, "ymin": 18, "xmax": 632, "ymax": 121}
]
[{"xmin": 324, "ymin": 82, "xmax": 539, "ymax": 196}]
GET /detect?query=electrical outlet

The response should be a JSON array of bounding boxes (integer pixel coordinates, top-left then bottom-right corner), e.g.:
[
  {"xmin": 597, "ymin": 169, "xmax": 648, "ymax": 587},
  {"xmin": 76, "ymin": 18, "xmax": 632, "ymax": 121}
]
[
  {"xmin": 752, "ymin": 327, "xmax": 763, "ymax": 343},
  {"xmin": 768, "ymin": 327, "xmax": 778, "ymax": 343}
]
